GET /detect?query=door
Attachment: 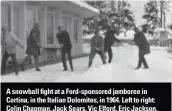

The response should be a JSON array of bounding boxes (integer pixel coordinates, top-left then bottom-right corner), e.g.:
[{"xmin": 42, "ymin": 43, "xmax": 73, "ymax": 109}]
[{"xmin": 1, "ymin": 3, "xmax": 11, "ymax": 31}]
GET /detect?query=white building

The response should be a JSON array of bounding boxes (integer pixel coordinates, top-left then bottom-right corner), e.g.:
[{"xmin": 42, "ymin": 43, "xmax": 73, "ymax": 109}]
[{"xmin": 1, "ymin": 1, "xmax": 99, "ymax": 64}]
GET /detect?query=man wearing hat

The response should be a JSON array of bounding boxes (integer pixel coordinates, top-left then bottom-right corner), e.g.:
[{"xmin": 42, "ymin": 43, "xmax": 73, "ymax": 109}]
[{"xmin": 88, "ymin": 29, "xmax": 106, "ymax": 68}]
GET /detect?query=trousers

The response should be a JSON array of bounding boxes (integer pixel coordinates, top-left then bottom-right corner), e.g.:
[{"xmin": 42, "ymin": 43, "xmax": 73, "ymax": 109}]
[
  {"xmin": 104, "ymin": 47, "xmax": 113, "ymax": 63},
  {"xmin": 61, "ymin": 48, "xmax": 73, "ymax": 70},
  {"xmin": 1, "ymin": 52, "xmax": 18, "ymax": 74},
  {"xmin": 137, "ymin": 54, "xmax": 149, "ymax": 68},
  {"xmin": 23, "ymin": 55, "xmax": 40, "ymax": 69},
  {"xmin": 88, "ymin": 50, "xmax": 106, "ymax": 68}
]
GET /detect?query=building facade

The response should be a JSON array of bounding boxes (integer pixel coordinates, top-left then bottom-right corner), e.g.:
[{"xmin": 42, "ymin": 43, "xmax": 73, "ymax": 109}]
[{"xmin": 1, "ymin": 1, "xmax": 99, "ymax": 64}]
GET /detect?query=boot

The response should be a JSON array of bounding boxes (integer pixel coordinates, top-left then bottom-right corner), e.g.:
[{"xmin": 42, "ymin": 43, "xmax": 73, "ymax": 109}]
[
  {"xmin": 63, "ymin": 69, "xmax": 68, "ymax": 71},
  {"xmin": 135, "ymin": 66, "xmax": 141, "ymax": 70},
  {"xmin": 36, "ymin": 68, "xmax": 41, "ymax": 71},
  {"xmin": 143, "ymin": 66, "xmax": 149, "ymax": 69}
]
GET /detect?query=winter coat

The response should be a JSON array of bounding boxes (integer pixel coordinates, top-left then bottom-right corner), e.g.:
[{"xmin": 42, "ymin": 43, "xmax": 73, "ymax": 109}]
[
  {"xmin": 90, "ymin": 35, "xmax": 104, "ymax": 51},
  {"xmin": 57, "ymin": 31, "xmax": 72, "ymax": 50},
  {"xmin": 134, "ymin": 31, "xmax": 150, "ymax": 55},
  {"xmin": 104, "ymin": 29, "xmax": 120, "ymax": 51},
  {"xmin": 1, "ymin": 32, "xmax": 22, "ymax": 55},
  {"xmin": 26, "ymin": 28, "xmax": 41, "ymax": 56}
]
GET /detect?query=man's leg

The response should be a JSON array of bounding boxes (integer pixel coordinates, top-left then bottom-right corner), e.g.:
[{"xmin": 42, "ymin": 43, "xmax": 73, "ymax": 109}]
[
  {"xmin": 1, "ymin": 52, "xmax": 9, "ymax": 74},
  {"xmin": 135, "ymin": 54, "xmax": 142, "ymax": 69},
  {"xmin": 107, "ymin": 47, "xmax": 113, "ymax": 63},
  {"xmin": 21, "ymin": 55, "xmax": 31, "ymax": 71},
  {"xmin": 33, "ymin": 55, "xmax": 41, "ymax": 71},
  {"xmin": 61, "ymin": 49, "xmax": 68, "ymax": 70},
  {"xmin": 67, "ymin": 48, "xmax": 74, "ymax": 71},
  {"xmin": 88, "ymin": 50, "xmax": 96, "ymax": 68},
  {"xmin": 10, "ymin": 54, "xmax": 19, "ymax": 75},
  {"xmin": 142, "ymin": 55, "xmax": 149, "ymax": 69},
  {"xmin": 98, "ymin": 51, "xmax": 106, "ymax": 65}
]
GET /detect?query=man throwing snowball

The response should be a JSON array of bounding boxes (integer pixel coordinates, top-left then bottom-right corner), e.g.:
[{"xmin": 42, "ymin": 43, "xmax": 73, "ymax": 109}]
[{"xmin": 88, "ymin": 29, "xmax": 106, "ymax": 68}]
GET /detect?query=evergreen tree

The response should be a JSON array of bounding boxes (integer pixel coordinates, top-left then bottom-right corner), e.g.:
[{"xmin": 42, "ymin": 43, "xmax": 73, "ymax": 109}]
[
  {"xmin": 83, "ymin": 0, "xmax": 134, "ymax": 36},
  {"xmin": 142, "ymin": 1, "xmax": 159, "ymax": 34}
]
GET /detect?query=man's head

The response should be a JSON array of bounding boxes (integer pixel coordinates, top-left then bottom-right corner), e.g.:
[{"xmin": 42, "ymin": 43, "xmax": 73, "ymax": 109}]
[
  {"xmin": 58, "ymin": 26, "xmax": 63, "ymax": 33},
  {"xmin": 34, "ymin": 23, "xmax": 39, "ymax": 30},
  {"xmin": 134, "ymin": 27, "xmax": 139, "ymax": 33},
  {"xmin": 1, "ymin": 26, "xmax": 8, "ymax": 34}
]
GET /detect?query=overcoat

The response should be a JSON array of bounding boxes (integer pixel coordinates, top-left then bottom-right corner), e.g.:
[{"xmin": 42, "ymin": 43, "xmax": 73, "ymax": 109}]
[
  {"xmin": 134, "ymin": 31, "xmax": 150, "ymax": 55},
  {"xmin": 104, "ymin": 29, "xmax": 120, "ymax": 51},
  {"xmin": 26, "ymin": 28, "xmax": 40, "ymax": 56}
]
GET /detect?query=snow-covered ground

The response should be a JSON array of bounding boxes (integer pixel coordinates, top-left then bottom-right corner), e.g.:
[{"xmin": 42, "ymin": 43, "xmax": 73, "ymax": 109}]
[{"xmin": 1, "ymin": 43, "xmax": 172, "ymax": 82}]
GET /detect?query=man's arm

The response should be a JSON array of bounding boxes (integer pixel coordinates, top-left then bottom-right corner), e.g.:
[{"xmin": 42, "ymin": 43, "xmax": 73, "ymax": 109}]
[
  {"xmin": 56, "ymin": 34, "xmax": 62, "ymax": 44},
  {"xmin": 113, "ymin": 36, "xmax": 121, "ymax": 43},
  {"xmin": 65, "ymin": 31, "xmax": 72, "ymax": 45},
  {"xmin": 12, "ymin": 33, "xmax": 24, "ymax": 49}
]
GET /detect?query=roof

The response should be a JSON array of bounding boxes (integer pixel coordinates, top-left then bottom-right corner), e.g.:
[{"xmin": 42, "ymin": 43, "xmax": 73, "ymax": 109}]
[
  {"xmin": 26, "ymin": 1, "xmax": 99, "ymax": 18},
  {"xmin": 68, "ymin": 1, "xmax": 99, "ymax": 14}
]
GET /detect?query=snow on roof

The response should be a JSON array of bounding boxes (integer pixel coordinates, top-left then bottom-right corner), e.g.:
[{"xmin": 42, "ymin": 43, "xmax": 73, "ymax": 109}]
[{"xmin": 68, "ymin": 0, "xmax": 99, "ymax": 14}]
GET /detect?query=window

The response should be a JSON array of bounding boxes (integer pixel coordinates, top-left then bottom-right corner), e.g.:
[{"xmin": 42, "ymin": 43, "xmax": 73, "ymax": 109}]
[
  {"xmin": 1, "ymin": 3, "xmax": 11, "ymax": 31},
  {"xmin": 13, "ymin": 4, "xmax": 20, "ymax": 37},
  {"xmin": 46, "ymin": 12, "xmax": 55, "ymax": 44},
  {"xmin": 74, "ymin": 19, "xmax": 78, "ymax": 43},
  {"xmin": 26, "ymin": 8, "xmax": 36, "ymax": 40},
  {"xmin": 62, "ymin": 16, "xmax": 68, "ymax": 32}
]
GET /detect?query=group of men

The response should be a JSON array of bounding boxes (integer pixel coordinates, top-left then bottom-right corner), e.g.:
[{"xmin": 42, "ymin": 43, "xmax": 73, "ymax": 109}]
[
  {"xmin": 1, "ymin": 24, "xmax": 74, "ymax": 75},
  {"xmin": 1, "ymin": 22, "xmax": 150, "ymax": 76},
  {"xmin": 88, "ymin": 25, "xmax": 150, "ymax": 69}
]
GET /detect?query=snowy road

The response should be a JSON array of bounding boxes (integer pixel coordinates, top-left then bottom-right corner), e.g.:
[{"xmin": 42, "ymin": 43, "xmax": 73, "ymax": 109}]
[{"xmin": 1, "ymin": 44, "xmax": 172, "ymax": 82}]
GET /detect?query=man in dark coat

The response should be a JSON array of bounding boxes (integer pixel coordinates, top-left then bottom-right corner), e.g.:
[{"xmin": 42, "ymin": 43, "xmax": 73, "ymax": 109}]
[
  {"xmin": 22, "ymin": 23, "xmax": 41, "ymax": 71},
  {"xmin": 104, "ymin": 27, "xmax": 121, "ymax": 63},
  {"xmin": 88, "ymin": 29, "xmax": 106, "ymax": 68},
  {"xmin": 133, "ymin": 27, "xmax": 150, "ymax": 69},
  {"xmin": 57, "ymin": 26, "xmax": 73, "ymax": 71}
]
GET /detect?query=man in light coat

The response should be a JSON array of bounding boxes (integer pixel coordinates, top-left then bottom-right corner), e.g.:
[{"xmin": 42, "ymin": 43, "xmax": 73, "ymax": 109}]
[
  {"xmin": 1, "ymin": 26, "xmax": 24, "ymax": 75},
  {"xmin": 88, "ymin": 29, "xmax": 106, "ymax": 68}
]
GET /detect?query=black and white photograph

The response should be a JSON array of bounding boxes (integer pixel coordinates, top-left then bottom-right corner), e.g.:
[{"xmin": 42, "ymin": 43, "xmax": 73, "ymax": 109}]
[{"xmin": 1, "ymin": 0, "xmax": 172, "ymax": 82}]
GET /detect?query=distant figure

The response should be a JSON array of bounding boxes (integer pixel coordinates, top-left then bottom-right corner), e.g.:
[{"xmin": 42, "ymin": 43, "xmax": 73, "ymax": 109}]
[
  {"xmin": 1, "ymin": 26, "xmax": 24, "ymax": 75},
  {"xmin": 22, "ymin": 23, "xmax": 41, "ymax": 71},
  {"xmin": 133, "ymin": 27, "xmax": 150, "ymax": 69},
  {"xmin": 57, "ymin": 26, "xmax": 74, "ymax": 71},
  {"xmin": 88, "ymin": 29, "xmax": 106, "ymax": 68},
  {"xmin": 104, "ymin": 26, "xmax": 121, "ymax": 63}
]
